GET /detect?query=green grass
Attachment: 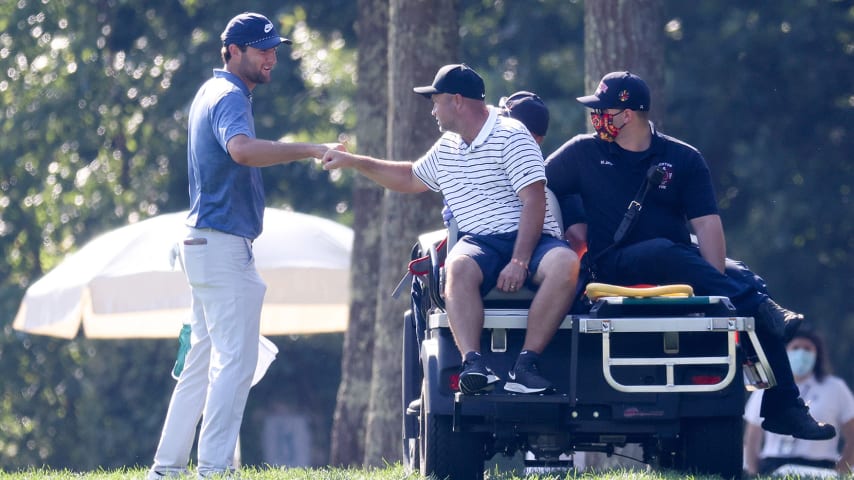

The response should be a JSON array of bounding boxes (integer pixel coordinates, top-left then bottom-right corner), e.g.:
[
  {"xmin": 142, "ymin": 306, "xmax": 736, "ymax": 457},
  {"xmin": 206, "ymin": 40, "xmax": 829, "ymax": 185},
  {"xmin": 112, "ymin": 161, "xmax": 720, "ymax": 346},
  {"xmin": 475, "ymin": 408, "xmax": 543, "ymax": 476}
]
[{"xmin": 0, "ymin": 465, "xmax": 819, "ymax": 480}]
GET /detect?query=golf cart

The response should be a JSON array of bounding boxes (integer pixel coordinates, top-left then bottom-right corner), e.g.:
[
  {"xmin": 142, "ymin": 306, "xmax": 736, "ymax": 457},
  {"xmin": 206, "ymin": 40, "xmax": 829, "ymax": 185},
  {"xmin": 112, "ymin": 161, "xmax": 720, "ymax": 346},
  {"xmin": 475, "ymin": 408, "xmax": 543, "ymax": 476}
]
[{"xmin": 400, "ymin": 194, "xmax": 775, "ymax": 480}]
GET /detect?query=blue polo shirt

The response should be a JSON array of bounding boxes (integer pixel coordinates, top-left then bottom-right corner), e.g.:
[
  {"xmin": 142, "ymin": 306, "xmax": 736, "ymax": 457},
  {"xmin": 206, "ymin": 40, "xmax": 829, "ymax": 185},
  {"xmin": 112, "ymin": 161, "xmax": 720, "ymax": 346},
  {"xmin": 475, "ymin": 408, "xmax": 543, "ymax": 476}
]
[
  {"xmin": 545, "ymin": 124, "xmax": 718, "ymax": 258},
  {"xmin": 185, "ymin": 69, "xmax": 265, "ymax": 240}
]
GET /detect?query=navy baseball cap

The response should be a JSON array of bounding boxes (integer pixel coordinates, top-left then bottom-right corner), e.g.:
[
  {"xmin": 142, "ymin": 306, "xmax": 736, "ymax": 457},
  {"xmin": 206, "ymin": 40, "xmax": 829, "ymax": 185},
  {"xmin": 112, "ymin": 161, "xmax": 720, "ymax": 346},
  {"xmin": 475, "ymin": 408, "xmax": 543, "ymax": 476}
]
[
  {"xmin": 501, "ymin": 91, "xmax": 549, "ymax": 136},
  {"xmin": 576, "ymin": 71, "xmax": 650, "ymax": 111},
  {"xmin": 414, "ymin": 64, "xmax": 486, "ymax": 100},
  {"xmin": 221, "ymin": 12, "xmax": 291, "ymax": 50}
]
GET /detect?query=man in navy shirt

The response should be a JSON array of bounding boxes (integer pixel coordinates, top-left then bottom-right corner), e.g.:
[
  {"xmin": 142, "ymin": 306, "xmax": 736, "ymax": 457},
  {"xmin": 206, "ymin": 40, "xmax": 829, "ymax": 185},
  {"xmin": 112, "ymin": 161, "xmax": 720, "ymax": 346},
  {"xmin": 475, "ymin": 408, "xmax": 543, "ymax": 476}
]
[
  {"xmin": 147, "ymin": 12, "xmax": 342, "ymax": 479},
  {"xmin": 545, "ymin": 71, "xmax": 834, "ymax": 441}
]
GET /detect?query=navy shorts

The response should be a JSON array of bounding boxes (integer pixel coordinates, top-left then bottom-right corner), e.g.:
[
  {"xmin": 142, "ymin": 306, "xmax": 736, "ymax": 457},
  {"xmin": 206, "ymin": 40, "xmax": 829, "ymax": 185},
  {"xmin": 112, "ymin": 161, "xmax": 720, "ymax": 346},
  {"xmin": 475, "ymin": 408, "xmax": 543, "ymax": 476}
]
[{"xmin": 448, "ymin": 231, "xmax": 570, "ymax": 297}]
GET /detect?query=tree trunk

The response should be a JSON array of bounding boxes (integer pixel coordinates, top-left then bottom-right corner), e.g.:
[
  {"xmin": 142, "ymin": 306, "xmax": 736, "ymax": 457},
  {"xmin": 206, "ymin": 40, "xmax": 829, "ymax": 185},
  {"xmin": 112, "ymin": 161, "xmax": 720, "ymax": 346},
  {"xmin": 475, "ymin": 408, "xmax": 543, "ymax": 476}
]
[
  {"xmin": 362, "ymin": 0, "xmax": 458, "ymax": 466},
  {"xmin": 579, "ymin": 0, "xmax": 663, "ymax": 471},
  {"xmin": 329, "ymin": 0, "xmax": 389, "ymax": 467},
  {"xmin": 583, "ymin": 0, "xmax": 666, "ymax": 127}
]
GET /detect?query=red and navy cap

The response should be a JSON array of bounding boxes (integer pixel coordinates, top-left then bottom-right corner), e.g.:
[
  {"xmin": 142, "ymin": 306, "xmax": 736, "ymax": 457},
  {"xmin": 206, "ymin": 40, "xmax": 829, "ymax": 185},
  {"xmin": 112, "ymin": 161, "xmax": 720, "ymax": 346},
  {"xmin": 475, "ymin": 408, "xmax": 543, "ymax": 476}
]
[
  {"xmin": 577, "ymin": 71, "xmax": 650, "ymax": 111},
  {"xmin": 413, "ymin": 64, "xmax": 486, "ymax": 101},
  {"xmin": 221, "ymin": 12, "xmax": 291, "ymax": 50}
]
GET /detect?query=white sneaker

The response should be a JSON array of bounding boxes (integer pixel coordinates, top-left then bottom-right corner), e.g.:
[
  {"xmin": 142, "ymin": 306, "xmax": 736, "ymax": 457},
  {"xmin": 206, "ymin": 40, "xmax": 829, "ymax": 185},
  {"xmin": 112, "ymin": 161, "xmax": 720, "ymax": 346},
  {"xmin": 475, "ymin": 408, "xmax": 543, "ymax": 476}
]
[
  {"xmin": 147, "ymin": 468, "xmax": 190, "ymax": 480},
  {"xmin": 196, "ymin": 468, "xmax": 238, "ymax": 479}
]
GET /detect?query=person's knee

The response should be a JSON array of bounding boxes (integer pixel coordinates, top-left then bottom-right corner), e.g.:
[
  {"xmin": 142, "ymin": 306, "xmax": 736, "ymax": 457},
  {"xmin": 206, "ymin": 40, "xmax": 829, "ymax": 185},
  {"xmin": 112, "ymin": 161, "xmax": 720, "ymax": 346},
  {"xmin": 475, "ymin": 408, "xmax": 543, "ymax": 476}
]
[
  {"xmin": 626, "ymin": 238, "xmax": 697, "ymax": 271},
  {"xmin": 536, "ymin": 247, "xmax": 579, "ymax": 286},
  {"xmin": 639, "ymin": 238, "xmax": 681, "ymax": 257},
  {"xmin": 444, "ymin": 255, "xmax": 482, "ymax": 294}
]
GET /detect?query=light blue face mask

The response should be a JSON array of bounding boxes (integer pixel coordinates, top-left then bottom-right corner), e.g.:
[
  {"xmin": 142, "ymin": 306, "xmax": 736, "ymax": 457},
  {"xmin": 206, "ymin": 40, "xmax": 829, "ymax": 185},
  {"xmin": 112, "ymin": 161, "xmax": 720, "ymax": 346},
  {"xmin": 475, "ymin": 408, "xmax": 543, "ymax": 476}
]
[{"xmin": 787, "ymin": 348, "xmax": 817, "ymax": 377}]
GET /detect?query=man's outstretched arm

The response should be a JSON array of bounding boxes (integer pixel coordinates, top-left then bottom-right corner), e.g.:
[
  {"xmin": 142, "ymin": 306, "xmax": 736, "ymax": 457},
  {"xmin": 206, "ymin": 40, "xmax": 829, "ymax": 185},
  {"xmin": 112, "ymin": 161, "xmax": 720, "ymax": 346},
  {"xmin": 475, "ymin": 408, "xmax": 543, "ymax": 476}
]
[{"xmin": 322, "ymin": 150, "xmax": 429, "ymax": 193}]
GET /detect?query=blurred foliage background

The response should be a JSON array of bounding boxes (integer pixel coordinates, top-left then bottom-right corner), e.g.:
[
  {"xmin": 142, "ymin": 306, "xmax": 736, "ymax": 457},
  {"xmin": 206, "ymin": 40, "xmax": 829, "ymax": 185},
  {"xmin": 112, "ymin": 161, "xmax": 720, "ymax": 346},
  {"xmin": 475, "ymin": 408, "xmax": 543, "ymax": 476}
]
[{"xmin": 0, "ymin": 0, "xmax": 850, "ymax": 470}]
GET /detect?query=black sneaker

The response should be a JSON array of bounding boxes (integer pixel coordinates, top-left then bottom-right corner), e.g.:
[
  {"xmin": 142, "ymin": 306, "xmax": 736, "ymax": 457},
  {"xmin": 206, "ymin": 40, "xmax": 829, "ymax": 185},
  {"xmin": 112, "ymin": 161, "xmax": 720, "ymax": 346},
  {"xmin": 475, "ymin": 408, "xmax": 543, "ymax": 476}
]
[
  {"xmin": 757, "ymin": 298, "xmax": 804, "ymax": 343},
  {"xmin": 761, "ymin": 399, "xmax": 836, "ymax": 440},
  {"xmin": 504, "ymin": 354, "xmax": 555, "ymax": 394},
  {"xmin": 459, "ymin": 352, "xmax": 499, "ymax": 394}
]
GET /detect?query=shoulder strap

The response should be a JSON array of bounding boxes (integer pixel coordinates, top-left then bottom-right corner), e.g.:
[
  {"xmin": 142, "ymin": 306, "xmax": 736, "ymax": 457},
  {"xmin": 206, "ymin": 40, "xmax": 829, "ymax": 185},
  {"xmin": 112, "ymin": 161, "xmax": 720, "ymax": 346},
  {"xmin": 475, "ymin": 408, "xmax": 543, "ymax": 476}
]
[
  {"xmin": 612, "ymin": 164, "xmax": 666, "ymax": 246},
  {"xmin": 586, "ymin": 164, "xmax": 666, "ymax": 275}
]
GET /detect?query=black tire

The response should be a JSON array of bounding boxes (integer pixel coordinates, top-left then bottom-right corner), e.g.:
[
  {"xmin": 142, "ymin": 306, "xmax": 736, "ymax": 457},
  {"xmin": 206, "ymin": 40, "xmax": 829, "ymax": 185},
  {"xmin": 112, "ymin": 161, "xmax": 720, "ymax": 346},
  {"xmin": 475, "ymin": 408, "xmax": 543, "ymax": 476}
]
[
  {"xmin": 668, "ymin": 416, "xmax": 743, "ymax": 479},
  {"xmin": 648, "ymin": 439, "xmax": 677, "ymax": 471},
  {"xmin": 402, "ymin": 309, "xmax": 422, "ymax": 473},
  {"xmin": 404, "ymin": 435, "xmax": 419, "ymax": 474},
  {"xmin": 419, "ymin": 392, "xmax": 485, "ymax": 480}
]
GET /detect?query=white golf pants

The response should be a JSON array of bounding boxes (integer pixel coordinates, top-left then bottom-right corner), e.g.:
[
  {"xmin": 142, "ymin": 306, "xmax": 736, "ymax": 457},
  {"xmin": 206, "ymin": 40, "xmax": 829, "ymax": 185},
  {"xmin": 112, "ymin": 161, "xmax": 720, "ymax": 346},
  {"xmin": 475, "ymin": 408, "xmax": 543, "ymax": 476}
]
[{"xmin": 151, "ymin": 227, "xmax": 266, "ymax": 477}]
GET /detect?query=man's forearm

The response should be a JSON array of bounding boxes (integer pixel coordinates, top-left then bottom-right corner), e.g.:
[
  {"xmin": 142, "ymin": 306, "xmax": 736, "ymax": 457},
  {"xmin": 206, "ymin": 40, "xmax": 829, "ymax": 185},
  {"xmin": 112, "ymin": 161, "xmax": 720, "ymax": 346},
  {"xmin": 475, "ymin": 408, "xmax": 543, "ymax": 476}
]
[
  {"xmin": 513, "ymin": 204, "xmax": 543, "ymax": 264},
  {"xmin": 512, "ymin": 184, "xmax": 546, "ymax": 264},
  {"xmin": 349, "ymin": 155, "xmax": 425, "ymax": 193},
  {"xmin": 322, "ymin": 150, "xmax": 428, "ymax": 193},
  {"xmin": 229, "ymin": 136, "xmax": 328, "ymax": 167},
  {"xmin": 691, "ymin": 214, "xmax": 726, "ymax": 273}
]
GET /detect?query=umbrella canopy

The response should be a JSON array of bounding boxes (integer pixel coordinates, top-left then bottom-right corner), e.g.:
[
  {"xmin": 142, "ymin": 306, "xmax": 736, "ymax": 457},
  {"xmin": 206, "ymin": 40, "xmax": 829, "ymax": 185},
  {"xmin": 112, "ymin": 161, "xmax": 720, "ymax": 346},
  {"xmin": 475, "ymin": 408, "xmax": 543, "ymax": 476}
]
[{"xmin": 13, "ymin": 208, "xmax": 352, "ymax": 339}]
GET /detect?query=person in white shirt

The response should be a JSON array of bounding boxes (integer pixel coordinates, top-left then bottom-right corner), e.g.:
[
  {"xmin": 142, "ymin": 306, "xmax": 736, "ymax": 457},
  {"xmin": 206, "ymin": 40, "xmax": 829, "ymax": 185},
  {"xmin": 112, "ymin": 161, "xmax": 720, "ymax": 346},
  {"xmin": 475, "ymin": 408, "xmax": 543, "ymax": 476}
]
[
  {"xmin": 744, "ymin": 326, "xmax": 854, "ymax": 475},
  {"xmin": 323, "ymin": 64, "xmax": 579, "ymax": 395}
]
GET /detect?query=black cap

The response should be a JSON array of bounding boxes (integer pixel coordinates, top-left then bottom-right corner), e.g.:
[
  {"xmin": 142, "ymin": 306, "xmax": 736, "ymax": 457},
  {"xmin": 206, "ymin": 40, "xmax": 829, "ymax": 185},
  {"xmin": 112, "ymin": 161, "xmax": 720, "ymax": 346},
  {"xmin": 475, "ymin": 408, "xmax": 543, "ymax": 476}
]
[
  {"xmin": 221, "ymin": 12, "xmax": 291, "ymax": 50},
  {"xmin": 501, "ymin": 91, "xmax": 549, "ymax": 136},
  {"xmin": 413, "ymin": 64, "xmax": 486, "ymax": 100},
  {"xmin": 576, "ymin": 71, "xmax": 650, "ymax": 111}
]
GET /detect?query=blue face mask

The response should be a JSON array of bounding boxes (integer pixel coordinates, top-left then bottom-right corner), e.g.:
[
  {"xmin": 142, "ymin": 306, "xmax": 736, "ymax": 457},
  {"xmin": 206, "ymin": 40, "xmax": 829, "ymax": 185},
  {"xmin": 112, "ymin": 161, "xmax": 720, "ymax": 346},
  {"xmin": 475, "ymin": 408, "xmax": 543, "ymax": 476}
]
[{"xmin": 787, "ymin": 348, "xmax": 816, "ymax": 377}]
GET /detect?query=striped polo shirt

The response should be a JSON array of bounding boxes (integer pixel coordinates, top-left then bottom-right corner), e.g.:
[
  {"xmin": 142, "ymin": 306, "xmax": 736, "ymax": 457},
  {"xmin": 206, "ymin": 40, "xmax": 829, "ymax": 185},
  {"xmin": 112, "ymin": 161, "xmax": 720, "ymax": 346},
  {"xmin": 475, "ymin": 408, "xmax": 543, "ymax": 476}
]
[{"xmin": 413, "ymin": 106, "xmax": 563, "ymax": 238}]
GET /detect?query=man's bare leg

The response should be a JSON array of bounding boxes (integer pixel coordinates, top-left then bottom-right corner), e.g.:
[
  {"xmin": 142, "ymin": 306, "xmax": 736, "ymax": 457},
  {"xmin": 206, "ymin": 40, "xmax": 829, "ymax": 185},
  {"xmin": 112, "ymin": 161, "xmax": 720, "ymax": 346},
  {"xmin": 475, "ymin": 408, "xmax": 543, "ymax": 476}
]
[
  {"xmin": 444, "ymin": 255, "xmax": 485, "ymax": 357},
  {"xmin": 523, "ymin": 247, "xmax": 578, "ymax": 353},
  {"xmin": 445, "ymin": 254, "xmax": 501, "ymax": 393},
  {"xmin": 504, "ymin": 247, "xmax": 578, "ymax": 394}
]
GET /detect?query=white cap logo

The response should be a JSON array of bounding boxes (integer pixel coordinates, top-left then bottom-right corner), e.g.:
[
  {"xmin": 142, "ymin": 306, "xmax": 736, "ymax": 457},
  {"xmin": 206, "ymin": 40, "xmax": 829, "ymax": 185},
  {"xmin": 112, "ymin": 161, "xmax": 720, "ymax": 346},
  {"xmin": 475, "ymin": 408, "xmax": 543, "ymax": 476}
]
[{"xmin": 264, "ymin": 23, "xmax": 273, "ymax": 33}]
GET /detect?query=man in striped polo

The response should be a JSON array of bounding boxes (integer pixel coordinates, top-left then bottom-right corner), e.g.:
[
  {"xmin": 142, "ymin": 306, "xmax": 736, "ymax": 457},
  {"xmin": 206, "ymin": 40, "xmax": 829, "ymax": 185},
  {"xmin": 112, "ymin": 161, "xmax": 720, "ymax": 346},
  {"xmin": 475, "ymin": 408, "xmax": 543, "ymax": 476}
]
[{"xmin": 323, "ymin": 64, "xmax": 579, "ymax": 394}]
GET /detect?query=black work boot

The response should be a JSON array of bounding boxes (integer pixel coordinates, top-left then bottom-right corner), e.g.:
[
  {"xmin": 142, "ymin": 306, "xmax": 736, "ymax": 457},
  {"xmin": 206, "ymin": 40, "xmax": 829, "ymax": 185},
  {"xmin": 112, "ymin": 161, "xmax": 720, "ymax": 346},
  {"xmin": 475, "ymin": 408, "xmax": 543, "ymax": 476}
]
[
  {"xmin": 757, "ymin": 298, "xmax": 804, "ymax": 343},
  {"xmin": 761, "ymin": 399, "xmax": 836, "ymax": 440}
]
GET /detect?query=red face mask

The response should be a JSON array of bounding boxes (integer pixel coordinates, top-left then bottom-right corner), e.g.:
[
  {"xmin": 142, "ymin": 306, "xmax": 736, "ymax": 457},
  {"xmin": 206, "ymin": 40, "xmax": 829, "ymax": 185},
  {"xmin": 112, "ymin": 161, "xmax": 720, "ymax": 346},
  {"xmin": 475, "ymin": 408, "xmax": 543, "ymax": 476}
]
[{"xmin": 590, "ymin": 109, "xmax": 626, "ymax": 142}]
